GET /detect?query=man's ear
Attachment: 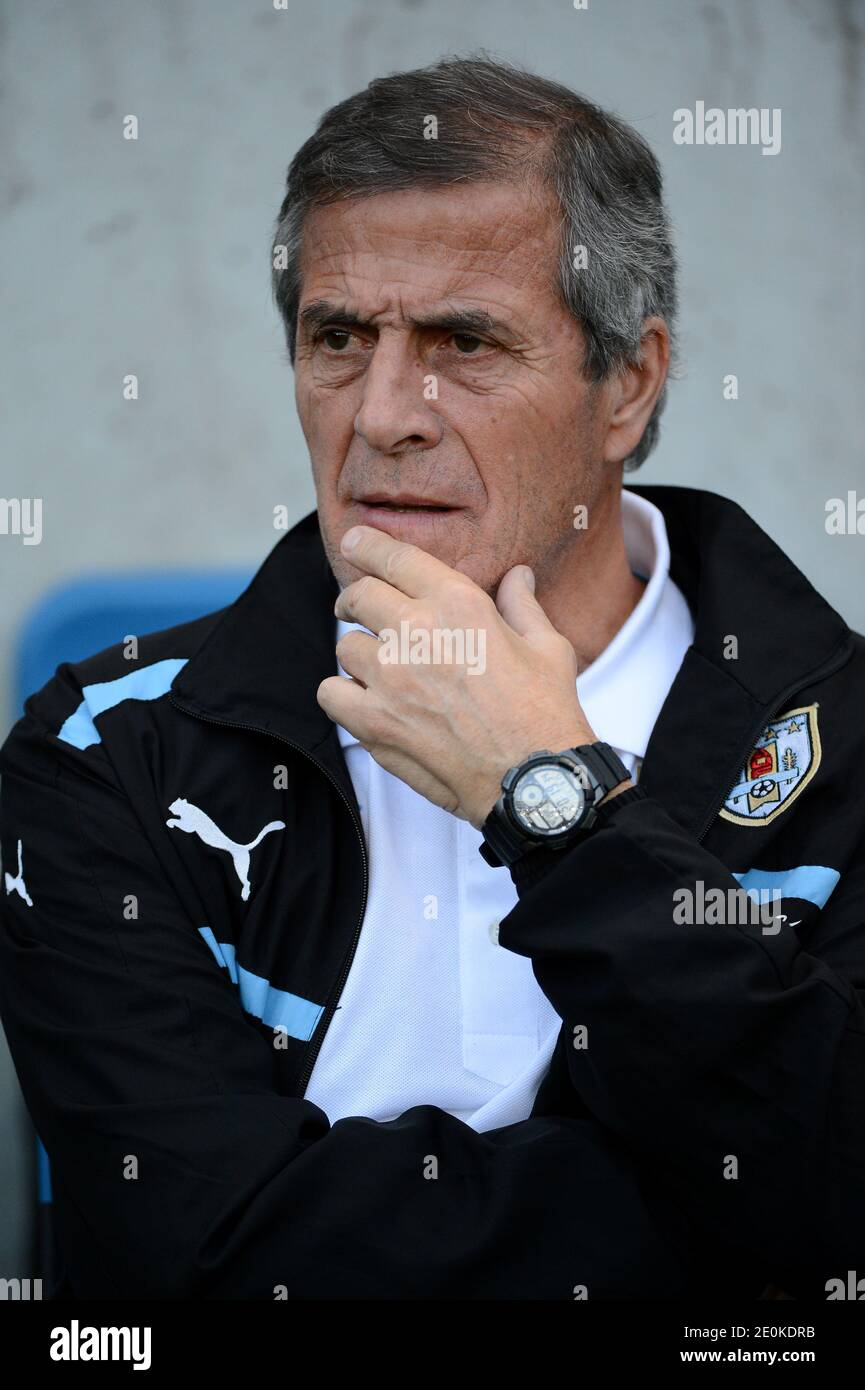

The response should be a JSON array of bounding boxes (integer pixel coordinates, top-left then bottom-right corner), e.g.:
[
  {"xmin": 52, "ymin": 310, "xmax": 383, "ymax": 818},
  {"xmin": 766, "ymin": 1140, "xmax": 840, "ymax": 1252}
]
[{"xmin": 601, "ymin": 316, "xmax": 670, "ymax": 466}]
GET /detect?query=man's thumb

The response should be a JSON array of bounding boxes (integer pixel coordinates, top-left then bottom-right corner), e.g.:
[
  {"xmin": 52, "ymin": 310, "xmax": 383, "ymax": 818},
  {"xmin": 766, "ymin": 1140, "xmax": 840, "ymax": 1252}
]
[{"xmin": 495, "ymin": 565, "xmax": 553, "ymax": 636}]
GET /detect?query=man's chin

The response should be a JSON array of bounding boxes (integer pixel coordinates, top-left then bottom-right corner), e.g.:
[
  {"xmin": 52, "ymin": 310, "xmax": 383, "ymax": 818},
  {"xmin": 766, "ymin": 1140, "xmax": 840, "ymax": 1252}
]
[
  {"xmin": 320, "ymin": 510, "xmax": 503, "ymax": 594},
  {"xmin": 324, "ymin": 541, "xmax": 498, "ymax": 598}
]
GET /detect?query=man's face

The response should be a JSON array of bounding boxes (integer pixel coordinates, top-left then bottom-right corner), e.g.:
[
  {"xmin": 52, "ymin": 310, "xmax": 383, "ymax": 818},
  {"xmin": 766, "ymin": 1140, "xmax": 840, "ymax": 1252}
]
[{"xmin": 293, "ymin": 179, "xmax": 612, "ymax": 594}]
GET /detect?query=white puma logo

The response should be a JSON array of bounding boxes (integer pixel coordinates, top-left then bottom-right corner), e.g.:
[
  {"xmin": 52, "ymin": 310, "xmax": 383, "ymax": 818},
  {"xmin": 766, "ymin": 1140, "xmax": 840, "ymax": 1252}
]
[
  {"xmin": 4, "ymin": 839, "xmax": 33, "ymax": 907},
  {"xmin": 166, "ymin": 798, "xmax": 285, "ymax": 902}
]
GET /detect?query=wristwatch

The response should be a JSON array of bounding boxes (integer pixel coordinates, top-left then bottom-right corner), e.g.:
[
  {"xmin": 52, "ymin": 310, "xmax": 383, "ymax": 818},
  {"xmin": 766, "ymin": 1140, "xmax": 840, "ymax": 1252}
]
[{"xmin": 479, "ymin": 742, "xmax": 637, "ymax": 868}]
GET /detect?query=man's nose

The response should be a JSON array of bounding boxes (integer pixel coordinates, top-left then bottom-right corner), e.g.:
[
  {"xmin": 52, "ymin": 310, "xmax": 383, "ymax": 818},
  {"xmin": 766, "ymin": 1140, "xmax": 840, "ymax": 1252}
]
[{"xmin": 353, "ymin": 339, "xmax": 443, "ymax": 454}]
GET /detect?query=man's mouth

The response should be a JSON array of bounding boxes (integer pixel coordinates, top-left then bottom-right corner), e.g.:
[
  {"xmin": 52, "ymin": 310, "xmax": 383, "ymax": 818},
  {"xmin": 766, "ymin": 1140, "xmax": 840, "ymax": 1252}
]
[
  {"xmin": 355, "ymin": 494, "xmax": 456, "ymax": 511},
  {"xmin": 349, "ymin": 494, "xmax": 462, "ymax": 541}
]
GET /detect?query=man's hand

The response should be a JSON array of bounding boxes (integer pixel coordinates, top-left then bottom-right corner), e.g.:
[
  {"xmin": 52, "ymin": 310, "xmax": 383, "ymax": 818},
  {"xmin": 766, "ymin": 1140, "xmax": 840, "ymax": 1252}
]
[{"xmin": 316, "ymin": 525, "xmax": 601, "ymax": 828}]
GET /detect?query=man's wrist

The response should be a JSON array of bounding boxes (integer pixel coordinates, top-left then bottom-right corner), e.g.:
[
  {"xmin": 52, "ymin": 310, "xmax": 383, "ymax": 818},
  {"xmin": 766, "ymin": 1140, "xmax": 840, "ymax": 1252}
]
[
  {"xmin": 469, "ymin": 725, "xmax": 597, "ymax": 828},
  {"xmin": 597, "ymin": 777, "xmax": 635, "ymax": 807},
  {"xmin": 477, "ymin": 737, "xmax": 632, "ymax": 866}
]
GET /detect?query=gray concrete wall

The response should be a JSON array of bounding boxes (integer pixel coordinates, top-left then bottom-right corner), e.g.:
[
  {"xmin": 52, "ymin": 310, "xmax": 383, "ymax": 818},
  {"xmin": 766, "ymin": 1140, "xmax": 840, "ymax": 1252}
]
[{"xmin": 1, "ymin": 0, "xmax": 862, "ymax": 1276}]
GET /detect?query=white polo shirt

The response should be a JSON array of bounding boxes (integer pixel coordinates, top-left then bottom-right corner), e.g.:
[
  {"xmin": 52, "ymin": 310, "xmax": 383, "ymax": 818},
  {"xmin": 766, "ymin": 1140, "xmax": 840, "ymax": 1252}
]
[{"xmin": 304, "ymin": 489, "xmax": 695, "ymax": 1132}]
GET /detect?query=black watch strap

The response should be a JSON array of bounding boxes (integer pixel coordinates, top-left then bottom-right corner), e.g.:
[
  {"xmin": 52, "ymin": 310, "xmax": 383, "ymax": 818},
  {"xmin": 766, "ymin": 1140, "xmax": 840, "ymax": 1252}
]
[
  {"xmin": 479, "ymin": 801, "xmax": 535, "ymax": 868},
  {"xmin": 575, "ymin": 741, "xmax": 630, "ymax": 793}
]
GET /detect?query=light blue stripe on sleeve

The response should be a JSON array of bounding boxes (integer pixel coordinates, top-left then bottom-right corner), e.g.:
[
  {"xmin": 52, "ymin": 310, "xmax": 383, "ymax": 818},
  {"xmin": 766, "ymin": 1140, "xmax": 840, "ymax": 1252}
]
[
  {"xmin": 732, "ymin": 866, "xmax": 841, "ymax": 910},
  {"xmin": 57, "ymin": 658, "xmax": 188, "ymax": 749},
  {"xmin": 198, "ymin": 927, "xmax": 325, "ymax": 1042}
]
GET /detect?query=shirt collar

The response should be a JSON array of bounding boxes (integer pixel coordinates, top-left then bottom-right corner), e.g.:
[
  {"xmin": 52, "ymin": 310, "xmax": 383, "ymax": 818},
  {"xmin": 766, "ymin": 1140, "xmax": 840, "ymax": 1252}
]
[{"xmin": 335, "ymin": 489, "xmax": 691, "ymax": 758}]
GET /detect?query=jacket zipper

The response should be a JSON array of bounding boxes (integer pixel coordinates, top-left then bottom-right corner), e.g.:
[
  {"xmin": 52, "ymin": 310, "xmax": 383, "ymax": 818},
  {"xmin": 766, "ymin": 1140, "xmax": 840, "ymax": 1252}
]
[
  {"xmin": 167, "ymin": 693, "xmax": 369, "ymax": 1100},
  {"xmin": 694, "ymin": 635, "xmax": 853, "ymax": 844}
]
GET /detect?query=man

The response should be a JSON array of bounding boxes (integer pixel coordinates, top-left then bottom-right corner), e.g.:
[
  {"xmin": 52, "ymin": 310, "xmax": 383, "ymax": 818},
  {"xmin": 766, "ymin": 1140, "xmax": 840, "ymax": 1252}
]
[{"xmin": 1, "ymin": 56, "xmax": 863, "ymax": 1301}]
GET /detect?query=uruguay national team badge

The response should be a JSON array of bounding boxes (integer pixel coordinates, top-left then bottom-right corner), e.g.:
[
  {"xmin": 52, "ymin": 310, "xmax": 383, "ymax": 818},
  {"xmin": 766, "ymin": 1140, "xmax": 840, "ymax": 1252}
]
[{"xmin": 719, "ymin": 704, "xmax": 822, "ymax": 827}]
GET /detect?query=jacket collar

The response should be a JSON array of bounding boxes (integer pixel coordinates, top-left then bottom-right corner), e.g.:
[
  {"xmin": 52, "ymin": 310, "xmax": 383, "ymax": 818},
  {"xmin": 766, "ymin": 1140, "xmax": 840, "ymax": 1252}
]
[
  {"xmin": 170, "ymin": 486, "xmax": 852, "ymax": 836},
  {"xmin": 631, "ymin": 484, "xmax": 850, "ymax": 834},
  {"xmin": 635, "ymin": 484, "xmax": 849, "ymax": 702}
]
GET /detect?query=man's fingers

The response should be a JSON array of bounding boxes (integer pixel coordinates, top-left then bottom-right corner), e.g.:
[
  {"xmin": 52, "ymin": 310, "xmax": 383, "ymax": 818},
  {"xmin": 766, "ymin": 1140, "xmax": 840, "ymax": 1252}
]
[
  {"xmin": 495, "ymin": 565, "xmax": 557, "ymax": 638},
  {"xmin": 334, "ymin": 629, "xmax": 380, "ymax": 685},
  {"xmin": 316, "ymin": 672, "xmax": 368, "ymax": 734},
  {"xmin": 317, "ymin": 672, "xmax": 458, "ymax": 812},
  {"xmin": 335, "ymin": 575, "xmax": 403, "ymax": 635},
  {"xmin": 340, "ymin": 525, "xmax": 457, "ymax": 598}
]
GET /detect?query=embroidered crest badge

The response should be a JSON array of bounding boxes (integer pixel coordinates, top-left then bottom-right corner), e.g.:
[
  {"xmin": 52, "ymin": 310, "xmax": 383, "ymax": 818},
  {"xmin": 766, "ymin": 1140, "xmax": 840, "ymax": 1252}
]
[{"xmin": 719, "ymin": 704, "xmax": 821, "ymax": 827}]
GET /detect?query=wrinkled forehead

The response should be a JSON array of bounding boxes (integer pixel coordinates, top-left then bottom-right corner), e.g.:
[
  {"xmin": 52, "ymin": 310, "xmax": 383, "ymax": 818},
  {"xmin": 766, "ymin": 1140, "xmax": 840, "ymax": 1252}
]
[{"xmin": 296, "ymin": 180, "xmax": 563, "ymax": 322}]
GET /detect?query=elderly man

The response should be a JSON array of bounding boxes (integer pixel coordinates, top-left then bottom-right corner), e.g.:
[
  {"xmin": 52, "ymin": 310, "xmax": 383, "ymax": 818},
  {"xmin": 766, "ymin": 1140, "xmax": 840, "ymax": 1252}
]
[{"xmin": 1, "ymin": 56, "xmax": 863, "ymax": 1301}]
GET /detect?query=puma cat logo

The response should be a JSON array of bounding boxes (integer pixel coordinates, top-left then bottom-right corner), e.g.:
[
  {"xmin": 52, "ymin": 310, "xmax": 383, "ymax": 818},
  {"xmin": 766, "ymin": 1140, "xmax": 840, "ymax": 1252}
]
[
  {"xmin": 4, "ymin": 839, "xmax": 33, "ymax": 907},
  {"xmin": 166, "ymin": 798, "xmax": 285, "ymax": 902}
]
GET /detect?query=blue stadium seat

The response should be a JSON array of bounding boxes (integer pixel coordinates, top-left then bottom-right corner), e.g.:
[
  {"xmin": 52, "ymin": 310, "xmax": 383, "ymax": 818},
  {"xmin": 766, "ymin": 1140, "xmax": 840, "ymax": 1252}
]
[{"xmin": 10, "ymin": 566, "xmax": 254, "ymax": 1294}]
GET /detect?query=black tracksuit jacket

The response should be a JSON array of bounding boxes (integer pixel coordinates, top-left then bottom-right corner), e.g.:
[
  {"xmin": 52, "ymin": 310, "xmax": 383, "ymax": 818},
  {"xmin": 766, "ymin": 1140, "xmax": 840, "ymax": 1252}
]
[{"xmin": 1, "ymin": 484, "xmax": 863, "ymax": 1300}]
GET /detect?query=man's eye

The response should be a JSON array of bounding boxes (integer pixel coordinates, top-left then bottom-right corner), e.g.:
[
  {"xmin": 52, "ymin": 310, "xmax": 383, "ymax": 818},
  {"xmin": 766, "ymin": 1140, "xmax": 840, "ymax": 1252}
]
[
  {"xmin": 452, "ymin": 333, "xmax": 484, "ymax": 354},
  {"xmin": 320, "ymin": 329, "xmax": 352, "ymax": 351}
]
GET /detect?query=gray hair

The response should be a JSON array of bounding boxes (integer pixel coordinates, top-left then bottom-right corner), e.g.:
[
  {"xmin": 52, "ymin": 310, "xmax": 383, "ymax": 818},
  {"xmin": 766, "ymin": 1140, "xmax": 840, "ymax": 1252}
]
[{"xmin": 271, "ymin": 54, "xmax": 678, "ymax": 470}]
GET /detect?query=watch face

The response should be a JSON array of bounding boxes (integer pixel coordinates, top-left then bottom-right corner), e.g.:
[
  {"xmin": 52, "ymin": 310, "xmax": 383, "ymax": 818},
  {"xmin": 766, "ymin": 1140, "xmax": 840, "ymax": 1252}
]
[{"xmin": 511, "ymin": 762, "xmax": 587, "ymax": 836}]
